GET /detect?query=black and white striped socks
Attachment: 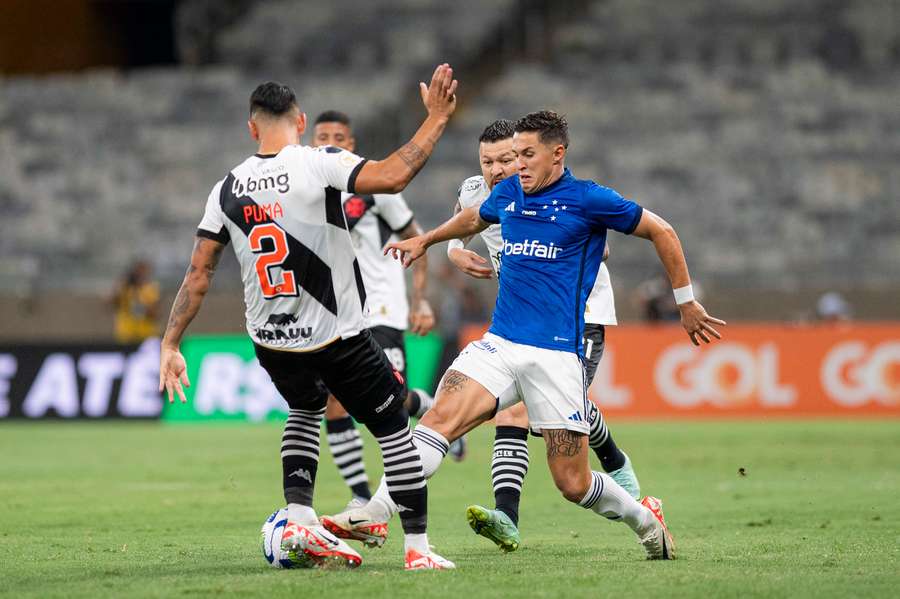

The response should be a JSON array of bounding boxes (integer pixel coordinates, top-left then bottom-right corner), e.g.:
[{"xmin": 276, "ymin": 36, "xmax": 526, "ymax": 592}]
[
  {"xmin": 492, "ymin": 426, "xmax": 530, "ymax": 525},
  {"xmin": 371, "ymin": 420, "xmax": 428, "ymax": 534},
  {"xmin": 363, "ymin": 423, "xmax": 448, "ymax": 529},
  {"xmin": 588, "ymin": 403, "xmax": 626, "ymax": 472},
  {"xmin": 281, "ymin": 408, "xmax": 325, "ymax": 509},
  {"xmin": 325, "ymin": 416, "xmax": 371, "ymax": 500}
]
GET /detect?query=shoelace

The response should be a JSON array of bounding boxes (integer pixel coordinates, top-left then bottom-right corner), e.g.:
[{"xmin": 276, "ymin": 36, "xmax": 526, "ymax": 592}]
[{"xmin": 640, "ymin": 527, "xmax": 663, "ymax": 557}]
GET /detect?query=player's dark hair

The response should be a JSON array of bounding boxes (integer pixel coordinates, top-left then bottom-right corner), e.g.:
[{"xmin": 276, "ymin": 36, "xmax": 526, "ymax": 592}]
[
  {"xmin": 478, "ymin": 119, "xmax": 515, "ymax": 143},
  {"xmin": 249, "ymin": 82, "xmax": 298, "ymax": 118},
  {"xmin": 314, "ymin": 110, "xmax": 351, "ymax": 126},
  {"xmin": 515, "ymin": 110, "xmax": 569, "ymax": 148}
]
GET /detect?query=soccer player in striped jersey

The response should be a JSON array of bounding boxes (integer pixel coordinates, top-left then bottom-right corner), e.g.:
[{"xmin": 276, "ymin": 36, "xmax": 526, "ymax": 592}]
[
  {"xmin": 447, "ymin": 119, "xmax": 641, "ymax": 552},
  {"xmin": 158, "ymin": 65, "xmax": 459, "ymax": 570},
  {"xmin": 310, "ymin": 110, "xmax": 441, "ymax": 509}
]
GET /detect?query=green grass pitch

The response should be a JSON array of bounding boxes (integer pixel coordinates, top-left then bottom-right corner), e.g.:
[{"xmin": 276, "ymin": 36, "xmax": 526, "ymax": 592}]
[{"xmin": 1, "ymin": 420, "xmax": 898, "ymax": 598}]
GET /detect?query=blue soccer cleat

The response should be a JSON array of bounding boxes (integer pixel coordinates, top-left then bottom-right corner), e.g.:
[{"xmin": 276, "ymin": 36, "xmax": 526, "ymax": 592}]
[{"xmin": 608, "ymin": 451, "xmax": 641, "ymax": 500}]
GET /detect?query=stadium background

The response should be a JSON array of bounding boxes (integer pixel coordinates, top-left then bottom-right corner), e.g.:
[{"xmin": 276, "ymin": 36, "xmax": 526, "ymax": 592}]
[
  {"xmin": 0, "ymin": 1, "xmax": 898, "ymax": 597},
  {"xmin": 1, "ymin": 0, "xmax": 897, "ymax": 419}
]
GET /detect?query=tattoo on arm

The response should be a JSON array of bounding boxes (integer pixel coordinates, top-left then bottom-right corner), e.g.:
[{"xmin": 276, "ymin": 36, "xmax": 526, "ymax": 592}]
[
  {"xmin": 439, "ymin": 369, "xmax": 470, "ymax": 395},
  {"xmin": 198, "ymin": 238, "xmax": 225, "ymax": 274},
  {"xmin": 397, "ymin": 142, "xmax": 429, "ymax": 176},
  {"xmin": 166, "ymin": 285, "xmax": 191, "ymax": 331},
  {"xmin": 163, "ymin": 238, "xmax": 225, "ymax": 343},
  {"xmin": 545, "ymin": 429, "xmax": 583, "ymax": 457}
]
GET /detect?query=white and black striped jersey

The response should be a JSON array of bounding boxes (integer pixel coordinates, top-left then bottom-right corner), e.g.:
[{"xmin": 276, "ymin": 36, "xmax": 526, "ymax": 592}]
[
  {"xmin": 197, "ymin": 144, "xmax": 371, "ymax": 351},
  {"xmin": 457, "ymin": 175, "xmax": 618, "ymax": 325},
  {"xmin": 342, "ymin": 192, "xmax": 414, "ymax": 331}
]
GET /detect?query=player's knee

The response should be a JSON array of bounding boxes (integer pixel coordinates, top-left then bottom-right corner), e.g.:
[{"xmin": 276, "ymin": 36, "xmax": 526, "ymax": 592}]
[
  {"xmin": 419, "ymin": 402, "xmax": 455, "ymax": 438},
  {"xmin": 558, "ymin": 483, "xmax": 588, "ymax": 503},
  {"xmin": 554, "ymin": 472, "xmax": 592, "ymax": 503}
]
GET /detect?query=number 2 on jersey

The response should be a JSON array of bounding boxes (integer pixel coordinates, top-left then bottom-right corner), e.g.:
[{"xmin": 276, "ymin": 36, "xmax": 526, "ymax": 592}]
[{"xmin": 248, "ymin": 223, "xmax": 298, "ymax": 299}]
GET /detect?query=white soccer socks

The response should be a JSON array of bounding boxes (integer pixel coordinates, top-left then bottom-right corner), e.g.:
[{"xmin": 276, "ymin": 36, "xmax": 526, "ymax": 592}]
[
  {"xmin": 287, "ymin": 503, "xmax": 319, "ymax": 526},
  {"xmin": 411, "ymin": 425, "xmax": 449, "ymax": 476},
  {"xmin": 362, "ymin": 477, "xmax": 395, "ymax": 523},
  {"xmin": 578, "ymin": 471, "xmax": 654, "ymax": 535},
  {"xmin": 403, "ymin": 532, "xmax": 430, "ymax": 555}
]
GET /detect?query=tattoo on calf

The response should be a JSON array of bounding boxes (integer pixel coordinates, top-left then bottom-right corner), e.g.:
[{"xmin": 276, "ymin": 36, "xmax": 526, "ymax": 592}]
[
  {"xmin": 545, "ymin": 429, "xmax": 583, "ymax": 457},
  {"xmin": 439, "ymin": 369, "xmax": 469, "ymax": 395}
]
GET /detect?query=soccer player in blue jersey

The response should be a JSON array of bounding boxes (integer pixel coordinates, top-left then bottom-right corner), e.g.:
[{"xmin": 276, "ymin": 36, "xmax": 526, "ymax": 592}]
[{"xmin": 324, "ymin": 111, "xmax": 725, "ymax": 560}]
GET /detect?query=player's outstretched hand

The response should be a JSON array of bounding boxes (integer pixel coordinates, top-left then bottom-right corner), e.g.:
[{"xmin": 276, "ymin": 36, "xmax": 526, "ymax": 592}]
[
  {"xmin": 679, "ymin": 301, "xmax": 726, "ymax": 346},
  {"xmin": 384, "ymin": 236, "xmax": 428, "ymax": 268},
  {"xmin": 159, "ymin": 345, "xmax": 190, "ymax": 403},
  {"xmin": 448, "ymin": 248, "xmax": 493, "ymax": 279},
  {"xmin": 409, "ymin": 298, "xmax": 435, "ymax": 336},
  {"xmin": 420, "ymin": 63, "xmax": 458, "ymax": 119}
]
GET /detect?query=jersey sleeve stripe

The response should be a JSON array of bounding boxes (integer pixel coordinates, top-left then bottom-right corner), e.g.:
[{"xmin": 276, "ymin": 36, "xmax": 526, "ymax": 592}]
[
  {"xmin": 196, "ymin": 226, "xmax": 230, "ymax": 244},
  {"xmin": 346, "ymin": 159, "xmax": 369, "ymax": 194}
]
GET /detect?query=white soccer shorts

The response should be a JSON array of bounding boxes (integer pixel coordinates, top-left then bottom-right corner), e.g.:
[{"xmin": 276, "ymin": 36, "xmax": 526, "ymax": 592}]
[{"xmin": 449, "ymin": 332, "xmax": 589, "ymax": 434}]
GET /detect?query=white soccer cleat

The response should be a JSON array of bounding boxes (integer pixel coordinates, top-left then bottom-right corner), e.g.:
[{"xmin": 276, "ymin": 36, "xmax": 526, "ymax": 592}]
[
  {"xmin": 280, "ymin": 522, "xmax": 362, "ymax": 569},
  {"xmin": 320, "ymin": 508, "xmax": 389, "ymax": 548},
  {"xmin": 404, "ymin": 548, "xmax": 456, "ymax": 570},
  {"xmin": 638, "ymin": 496, "xmax": 676, "ymax": 560},
  {"xmin": 343, "ymin": 496, "xmax": 369, "ymax": 512}
]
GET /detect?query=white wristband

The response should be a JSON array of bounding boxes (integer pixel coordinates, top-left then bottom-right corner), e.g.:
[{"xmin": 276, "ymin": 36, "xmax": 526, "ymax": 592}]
[
  {"xmin": 447, "ymin": 239, "xmax": 465, "ymax": 255},
  {"xmin": 673, "ymin": 284, "xmax": 694, "ymax": 305}
]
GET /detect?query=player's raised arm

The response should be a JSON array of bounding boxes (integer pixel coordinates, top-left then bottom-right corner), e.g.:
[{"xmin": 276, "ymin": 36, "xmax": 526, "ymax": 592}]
[
  {"xmin": 159, "ymin": 236, "xmax": 225, "ymax": 403},
  {"xmin": 631, "ymin": 209, "xmax": 726, "ymax": 345},
  {"xmin": 385, "ymin": 205, "xmax": 489, "ymax": 268},
  {"xmin": 447, "ymin": 200, "xmax": 493, "ymax": 279},
  {"xmin": 352, "ymin": 64, "xmax": 458, "ymax": 194}
]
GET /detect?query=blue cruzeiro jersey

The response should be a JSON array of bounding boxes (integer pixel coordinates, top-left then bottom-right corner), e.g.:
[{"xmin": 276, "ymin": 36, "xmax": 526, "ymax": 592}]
[{"xmin": 479, "ymin": 168, "xmax": 643, "ymax": 356}]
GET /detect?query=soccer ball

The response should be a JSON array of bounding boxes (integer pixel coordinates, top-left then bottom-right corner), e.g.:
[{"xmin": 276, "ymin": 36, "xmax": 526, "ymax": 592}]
[{"xmin": 260, "ymin": 507, "xmax": 295, "ymax": 568}]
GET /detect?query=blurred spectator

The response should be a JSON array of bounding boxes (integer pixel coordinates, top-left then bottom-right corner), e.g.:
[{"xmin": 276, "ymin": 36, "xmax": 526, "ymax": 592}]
[
  {"xmin": 175, "ymin": 0, "xmax": 253, "ymax": 64},
  {"xmin": 816, "ymin": 291, "xmax": 852, "ymax": 323},
  {"xmin": 111, "ymin": 260, "xmax": 160, "ymax": 343},
  {"xmin": 633, "ymin": 272, "xmax": 703, "ymax": 323}
]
